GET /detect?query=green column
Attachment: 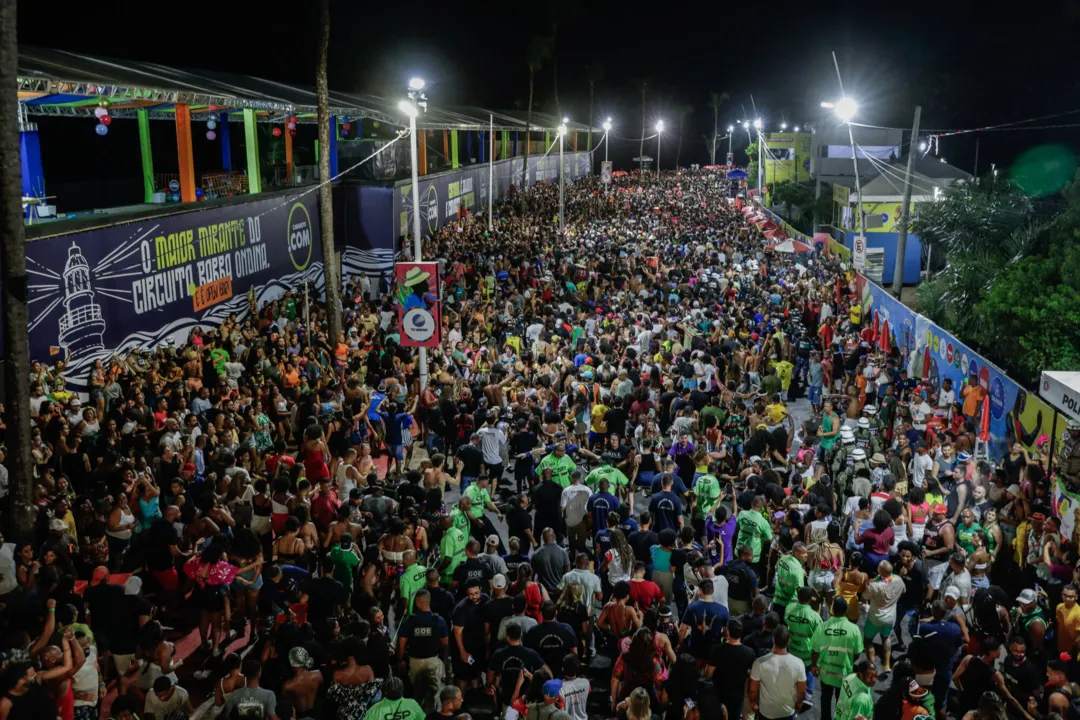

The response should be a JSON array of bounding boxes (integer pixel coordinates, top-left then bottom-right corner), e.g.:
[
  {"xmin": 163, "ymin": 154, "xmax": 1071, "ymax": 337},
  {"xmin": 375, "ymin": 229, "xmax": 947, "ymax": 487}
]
[
  {"xmin": 451, "ymin": 130, "xmax": 459, "ymax": 168},
  {"xmin": 502, "ymin": 131, "xmax": 508, "ymax": 159},
  {"xmin": 243, "ymin": 109, "xmax": 261, "ymax": 194},
  {"xmin": 545, "ymin": 131, "xmax": 551, "ymax": 151},
  {"xmin": 137, "ymin": 109, "xmax": 154, "ymax": 203}
]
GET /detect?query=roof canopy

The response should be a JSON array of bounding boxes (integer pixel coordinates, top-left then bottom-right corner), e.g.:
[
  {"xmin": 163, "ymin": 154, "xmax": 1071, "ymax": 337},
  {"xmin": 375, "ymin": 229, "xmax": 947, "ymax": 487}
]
[
  {"xmin": 17, "ymin": 47, "xmax": 599, "ymax": 133},
  {"xmin": 856, "ymin": 155, "xmax": 973, "ymax": 202}
]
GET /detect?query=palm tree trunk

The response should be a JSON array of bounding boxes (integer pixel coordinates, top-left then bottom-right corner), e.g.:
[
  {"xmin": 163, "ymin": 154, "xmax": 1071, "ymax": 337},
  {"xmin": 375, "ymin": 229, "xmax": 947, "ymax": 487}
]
[
  {"xmin": 712, "ymin": 106, "xmax": 718, "ymax": 165},
  {"xmin": 0, "ymin": 0, "xmax": 37, "ymax": 538},
  {"xmin": 522, "ymin": 70, "xmax": 533, "ymax": 189},
  {"xmin": 639, "ymin": 87, "xmax": 646, "ymax": 173},
  {"xmin": 316, "ymin": 0, "xmax": 342, "ymax": 341},
  {"xmin": 676, "ymin": 115, "xmax": 685, "ymax": 170},
  {"xmin": 587, "ymin": 81, "xmax": 593, "ymax": 156}
]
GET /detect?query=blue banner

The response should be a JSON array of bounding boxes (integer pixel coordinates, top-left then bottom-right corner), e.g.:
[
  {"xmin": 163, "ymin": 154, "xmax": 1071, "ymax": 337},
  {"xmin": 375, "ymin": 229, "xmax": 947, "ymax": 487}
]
[{"xmin": 26, "ymin": 190, "xmax": 323, "ymax": 391}]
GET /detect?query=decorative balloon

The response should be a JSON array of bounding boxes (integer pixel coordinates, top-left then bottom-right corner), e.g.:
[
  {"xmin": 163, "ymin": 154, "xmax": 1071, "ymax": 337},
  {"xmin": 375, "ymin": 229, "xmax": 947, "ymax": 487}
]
[
  {"xmin": 289, "ymin": 129, "xmax": 297, "ymax": 137},
  {"xmin": 195, "ymin": 188, "xmax": 204, "ymax": 200},
  {"xmin": 372, "ymin": 121, "xmax": 380, "ymax": 128},
  {"xmin": 169, "ymin": 192, "xmax": 180, "ymax": 202},
  {"xmin": 207, "ymin": 119, "xmax": 218, "ymax": 130},
  {"xmin": 287, "ymin": 120, "xmax": 296, "ymax": 130},
  {"xmin": 272, "ymin": 127, "xmax": 282, "ymax": 137},
  {"xmin": 208, "ymin": 105, "xmax": 217, "ymax": 111},
  {"xmin": 95, "ymin": 123, "xmax": 109, "ymax": 136},
  {"xmin": 99, "ymin": 99, "xmax": 111, "ymax": 108},
  {"xmin": 206, "ymin": 130, "xmax": 217, "ymax": 141},
  {"xmin": 342, "ymin": 122, "xmax": 351, "ymax": 132},
  {"xmin": 99, "ymin": 115, "xmax": 112, "ymax": 126},
  {"xmin": 94, "ymin": 107, "xmax": 109, "ymax": 119}
]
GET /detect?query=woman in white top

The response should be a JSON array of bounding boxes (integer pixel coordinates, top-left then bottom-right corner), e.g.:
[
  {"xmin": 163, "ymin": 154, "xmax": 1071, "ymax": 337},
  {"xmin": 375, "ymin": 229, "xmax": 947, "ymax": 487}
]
[
  {"xmin": 106, "ymin": 493, "xmax": 137, "ymax": 569},
  {"xmin": 604, "ymin": 530, "xmax": 634, "ymax": 586}
]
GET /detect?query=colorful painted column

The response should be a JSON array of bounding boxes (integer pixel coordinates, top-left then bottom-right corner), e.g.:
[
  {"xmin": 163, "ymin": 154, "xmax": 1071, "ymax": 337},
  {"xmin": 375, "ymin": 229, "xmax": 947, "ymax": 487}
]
[
  {"xmin": 174, "ymin": 104, "xmax": 197, "ymax": 203},
  {"xmin": 502, "ymin": 131, "xmax": 508, "ymax": 160},
  {"xmin": 545, "ymin": 131, "xmax": 551, "ymax": 152},
  {"xmin": 284, "ymin": 116, "xmax": 294, "ymax": 184},
  {"xmin": 513, "ymin": 131, "xmax": 519, "ymax": 157},
  {"xmin": 136, "ymin": 110, "xmax": 154, "ymax": 203},
  {"xmin": 243, "ymin": 108, "xmax": 261, "ymax": 194},
  {"xmin": 19, "ymin": 124, "xmax": 44, "ymax": 210},
  {"xmin": 418, "ymin": 130, "xmax": 428, "ymax": 176},
  {"xmin": 219, "ymin": 112, "xmax": 231, "ymax": 171},
  {"xmin": 451, "ymin": 130, "xmax": 459, "ymax": 168},
  {"xmin": 442, "ymin": 130, "xmax": 449, "ymax": 167},
  {"xmin": 466, "ymin": 131, "xmax": 473, "ymax": 163},
  {"xmin": 478, "ymin": 131, "xmax": 485, "ymax": 164},
  {"xmin": 329, "ymin": 117, "xmax": 339, "ymax": 179},
  {"xmin": 573, "ymin": 132, "xmax": 578, "ymax": 151}
]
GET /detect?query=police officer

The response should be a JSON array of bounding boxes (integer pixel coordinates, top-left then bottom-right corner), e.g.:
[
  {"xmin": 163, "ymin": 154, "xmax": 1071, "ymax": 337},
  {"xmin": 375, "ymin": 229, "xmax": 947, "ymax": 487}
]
[
  {"xmin": 397, "ymin": 589, "xmax": 449, "ymax": 711},
  {"xmin": 854, "ymin": 417, "xmax": 883, "ymax": 457},
  {"xmin": 830, "ymin": 427, "xmax": 858, "ymax": 474},
  {"xmin": 837, "ymin": 448, "xmax": 871, "ymax": 498}
]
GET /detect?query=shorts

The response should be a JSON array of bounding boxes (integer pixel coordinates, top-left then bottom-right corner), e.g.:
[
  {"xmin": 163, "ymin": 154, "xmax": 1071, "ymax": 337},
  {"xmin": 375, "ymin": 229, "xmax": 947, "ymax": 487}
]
[
  {"xmin": 152, "ymin": 568, "xmax": 179, "ymax": 592},
  {"xmin": 588, "ymin": 431, "xmax": 607, "ymax": 447},
  {"xmin": 388, "ymin": 444, "xmax": 405, "ymax": 461},
  {"xmin": 808, "ymin": 386, "xmax": 822, "ymax": 405},
  {"xmin": 808, "ymin": 569, "xmax": 836, "ymax": 593},
  {"xmin": 864, "ymin": 617, "xmax": 893, "ymax": 641},
  {"xmin": 485, "ymin": 462, "xmax": 504, "ymax": 480},
  {"xmin": 636, "ymin": 470, "xmax": 656, "ymax": 488},
  {"xmin": 452, "ymin": 653, "xmax": 485, "ymax": 682}
]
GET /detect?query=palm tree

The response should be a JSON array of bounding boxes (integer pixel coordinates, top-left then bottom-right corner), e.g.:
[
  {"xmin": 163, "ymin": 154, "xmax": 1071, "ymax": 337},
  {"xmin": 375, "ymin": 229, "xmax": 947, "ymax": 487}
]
[
  {"xmin": 316, "ymin": 0, "xmax": 342, "ymax": 340},
  {"xmin": 675, "ymin": 103, "xmax": 694, "ymax": 170},
  {"xmin": 586, "ymin": 63, "xmax": 604, "ymax": 152},
  {"xmin": 635, "ymin": 78, "xmax": 651, "ymax": 173},
  {"xmin": 707, "ymin": 91, "xmax": 730, "ymax": 165},
  {"xmin": 548, "ymin": 0, "xmax": 579, "ymax": 122},
  {"xmin": 0, "ymin": 0, "xmax": 36, "ymax": 536},
  {"xmin": 522, "ymin": 36, "xmax": 552, "ymax": 189}
]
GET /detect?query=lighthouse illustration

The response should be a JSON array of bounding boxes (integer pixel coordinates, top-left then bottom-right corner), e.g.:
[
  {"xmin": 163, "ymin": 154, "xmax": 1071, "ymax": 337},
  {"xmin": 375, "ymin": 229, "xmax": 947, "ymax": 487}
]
[{"xmin": 58, "ymin": 242, "xmax": 106, "ymax": 360}]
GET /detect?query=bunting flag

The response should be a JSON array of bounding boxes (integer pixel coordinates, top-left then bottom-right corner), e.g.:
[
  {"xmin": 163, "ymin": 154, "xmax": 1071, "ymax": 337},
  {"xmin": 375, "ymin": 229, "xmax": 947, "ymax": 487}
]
[
  {"xmin": 922, "ymin": 344, "xmax": 932, "ymax": 380},
  {"xmin": 979, "ymin": 395, "xmax": 991, "ymax": 442},
  {"xmin": 871, "ymin": 310, "xmax": 880, "ymax": 344},
  {"xmin": 879, "ymin": 319, "xmax": 891, "ymax": 353}
]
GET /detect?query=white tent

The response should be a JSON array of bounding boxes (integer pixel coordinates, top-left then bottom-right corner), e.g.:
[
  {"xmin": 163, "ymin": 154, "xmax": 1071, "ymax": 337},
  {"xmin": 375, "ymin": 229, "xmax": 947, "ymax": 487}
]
[{"xmin": 1041, "ymin": 371, "xmax": 1080, "ymax": 421}]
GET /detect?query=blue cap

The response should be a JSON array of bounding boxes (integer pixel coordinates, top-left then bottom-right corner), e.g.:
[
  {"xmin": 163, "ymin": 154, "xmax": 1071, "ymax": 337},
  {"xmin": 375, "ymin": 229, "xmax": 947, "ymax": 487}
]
[{"xmin": 543, "ymin": 679, "xmax": 563, "ymax": 698}]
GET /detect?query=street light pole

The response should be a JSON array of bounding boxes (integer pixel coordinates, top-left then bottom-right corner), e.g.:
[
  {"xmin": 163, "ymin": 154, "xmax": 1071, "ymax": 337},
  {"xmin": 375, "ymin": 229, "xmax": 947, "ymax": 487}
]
[
  {"xmin": 488, "ymin": 113, "xmax": 493, "ymax": 231},
  {"xmin": 754, "ymin": 118, "xmax": 763, "ymax": 197},
  {"xmin": 558, "ymin": 120, "xmax": 567, "ymax": 232},
  {"xmin": 656, "ymin": 120, "xmax": 664, "ymax": 178},
  {"xmin": 727, "ymin": 125, "xmax": 734, "ymax": 163},
  {"xmin": 893, "ymin": 105, "xmax": 922, "ymax": 297},
  {"xmin": 400, "ymin": 78, "xmax": 428, "ymax": 389}
]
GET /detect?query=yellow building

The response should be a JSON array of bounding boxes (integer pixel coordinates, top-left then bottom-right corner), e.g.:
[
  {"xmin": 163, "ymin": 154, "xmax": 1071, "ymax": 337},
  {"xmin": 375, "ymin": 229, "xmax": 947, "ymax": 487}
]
[{"xmin": 763, "ymin": 132, "xmax": 812, "ymax": 187}]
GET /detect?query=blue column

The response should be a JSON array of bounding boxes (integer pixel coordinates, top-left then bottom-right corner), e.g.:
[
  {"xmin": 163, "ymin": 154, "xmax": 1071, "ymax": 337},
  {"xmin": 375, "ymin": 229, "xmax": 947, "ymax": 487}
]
[
  {"xmin": 329, "ymin": 117, "xmax": 339, "ymax": 178},
  {"xmin": 219, "ymin": 112, "xmax": 231, "ymax": 170},
  {"xmin": 466, "ymin": 131, "xmax": 473, "ymax": 162},
  {"xmin": 20, "ymin": 128, "xmax": 44, "ymax": 200},
  {"xmin": 479, "ymin": 131, "xmax": 486, "ymax": 164},
  {"xmin": 513, "ymin": 131, "xmax": 519, "ymax": 156}
]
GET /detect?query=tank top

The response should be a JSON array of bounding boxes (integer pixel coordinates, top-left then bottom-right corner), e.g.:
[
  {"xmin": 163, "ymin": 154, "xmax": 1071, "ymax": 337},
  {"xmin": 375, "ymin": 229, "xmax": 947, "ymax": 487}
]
[
  {"xmin": 638, "ymin": 451, "xmax": 657, "ymax": 474},
  {"xmin": 922, "ymin": 519, "xmax": 953, "ymax": 552},
  {"xmin": 3, "ymin": 685, "xmax": 60, "ymax": 720},
  {"xmin": 108, "ymin": 507, "xmax": 136, "ymax": 540}
]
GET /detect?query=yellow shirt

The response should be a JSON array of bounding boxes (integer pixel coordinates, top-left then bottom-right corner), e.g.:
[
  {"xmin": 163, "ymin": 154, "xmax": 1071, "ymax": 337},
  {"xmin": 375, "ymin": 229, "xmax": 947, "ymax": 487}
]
[
  {"xmin": 1058, "ymin": 602, "xmax": 1080, "ymax": 653},
  {"xmin": 765, "ymin": 403, "xmax": 788, "ymax": 425},
  {"xmin": 591, "ymin": 404, "xmax": 609, "ymax": 433},
  {"xmin": 849, "ymin": 303, "xmax": 862, "ymax": 325}
]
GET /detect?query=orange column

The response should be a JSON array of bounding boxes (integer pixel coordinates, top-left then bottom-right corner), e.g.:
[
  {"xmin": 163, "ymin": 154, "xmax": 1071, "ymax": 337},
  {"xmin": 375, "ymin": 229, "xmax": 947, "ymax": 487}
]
[
  {"xmin": 573, "ymin": 132, "xmax": 578, "ymax": 151},
  {"xmin": 442, "ymin": 130, "xmax": 449, "ymax": 166},
  {"xmin": 418, "ymin": 131, "xmax": 428, "ymax": 176},
  {"xmin": 174, "ymin": 104, "xmax": 196, "ymax": 203},
  {"xmin": 284, "ymin": 117, "xmax": 294, "ymax": 184}
]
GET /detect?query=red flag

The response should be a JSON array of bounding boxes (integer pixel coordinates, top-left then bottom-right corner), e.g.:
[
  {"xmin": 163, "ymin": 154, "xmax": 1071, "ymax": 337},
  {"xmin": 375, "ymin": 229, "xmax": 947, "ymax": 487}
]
[
  {"xmin": 835, "ymin": 278, "xmax": 842, "ymax": 305},
  {"xmin": 978, "ymin": 395, "xmax": 991, "ymax": 442},
  {"xmin": 879, "ymin": 319, "xmax": 891, "ymax": 353},
  {"xmin": 871, "ymin": 310, "xmax": 880, "ymax": 343},
  {"xmin": 922, "ymin": 345, "xmax": 931, "ymax": 380}
]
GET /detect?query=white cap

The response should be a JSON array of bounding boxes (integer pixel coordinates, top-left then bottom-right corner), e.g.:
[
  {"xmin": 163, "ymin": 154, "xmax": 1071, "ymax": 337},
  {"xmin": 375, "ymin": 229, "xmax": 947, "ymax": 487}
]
[{"xmin": 858, "ymin": 417, "xmax": 870, "ymax": 429}]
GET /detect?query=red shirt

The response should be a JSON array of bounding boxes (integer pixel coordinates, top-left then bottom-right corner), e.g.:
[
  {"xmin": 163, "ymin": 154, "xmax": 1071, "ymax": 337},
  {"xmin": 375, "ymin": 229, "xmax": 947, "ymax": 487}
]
[
  {"xmin": 311, "ymin": 491, "xmax": 340, "ymax": 532},
  {"xmin": 266, "ymin": 454, "xmax": 296, "ymax": 477},
  {"xmin": 627, "ymin": 578, "xmax": 664, "ymax": 612}
]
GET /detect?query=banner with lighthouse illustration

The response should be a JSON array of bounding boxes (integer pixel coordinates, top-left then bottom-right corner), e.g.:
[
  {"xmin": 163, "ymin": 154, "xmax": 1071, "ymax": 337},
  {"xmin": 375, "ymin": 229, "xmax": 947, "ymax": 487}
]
[{"xmin": 23, "ymin": 190, "xmax": 322, "ymax": 392}]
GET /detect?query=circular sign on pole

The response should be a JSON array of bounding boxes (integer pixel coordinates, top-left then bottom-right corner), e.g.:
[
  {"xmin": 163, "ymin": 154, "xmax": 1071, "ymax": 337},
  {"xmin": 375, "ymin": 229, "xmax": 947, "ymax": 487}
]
[
  {"xmin": 403, "ymin": 307, "xmax": 436, "ymax": 343},
  {"xmin": 168, "ymin": 179, "xmax": 180, "ymax": 193}
]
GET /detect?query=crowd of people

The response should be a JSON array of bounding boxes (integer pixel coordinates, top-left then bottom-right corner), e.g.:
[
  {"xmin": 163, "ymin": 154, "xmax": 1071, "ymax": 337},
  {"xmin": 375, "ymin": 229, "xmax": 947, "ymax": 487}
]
[{"xmin": 2, "ymin": 165, "xmax": 1080, "ymax": 720}]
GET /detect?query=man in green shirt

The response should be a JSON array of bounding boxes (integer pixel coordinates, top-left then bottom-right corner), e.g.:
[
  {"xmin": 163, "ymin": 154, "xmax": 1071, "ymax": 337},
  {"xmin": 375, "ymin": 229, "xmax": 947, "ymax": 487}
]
[
  {"xmin": 438, "ymin": 516, "xmax": 467, "ymax": 586},
  {"xmin": 585, "ymin": 464, "xmax": 629, "ymax": 491},
  {"xmin": 464, "ymin": 476, "xmax": 501, "ymax": 520},
  {"xmin": 735, "ymin": 495, "xmax": 772, "ymax": 567},
  {"xmin": 691, "ymin": 470, "xmax": 722, "ymax": 522},
  {"xmin": 772, "ymin": 543, "xmax": 808, "ymax": 620},
  {"xmin": 449, "ymin": 497, "xmax": 475, "ymax": 539},
  {"xmin": 399, "ymin": 549, "xmax": 428, "ymax": 615},
  {"xmin": 536, "ymin": 444, "xmax": 577, "ymax": 488},
  {"xmin": 328, "ymin": 533, "xmax": 361, "ymax": 588},
  {"xmin": 363, "ymin": 676, "xmax": 425, "ymax": 720},
  {"xmin": 812, "ymin": 597, "xmax": 865, "ymax": 720},
  {"xmin": 834, "ymin": 659, "xmax": 878, "ymax": 720},
  {"xmin": 785, "ymin": 586, "xmax": 823, "ymax": 712}
]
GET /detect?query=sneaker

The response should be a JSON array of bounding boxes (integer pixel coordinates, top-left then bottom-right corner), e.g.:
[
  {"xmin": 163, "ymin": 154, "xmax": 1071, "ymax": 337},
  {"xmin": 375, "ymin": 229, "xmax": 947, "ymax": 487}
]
[
  {"xmin": 193, "ymin": 670, "xmax": 213, "ymax": 680},
  {"xmin": 799, "ymin": 701, "xmax": 814, "ymax": 713}
]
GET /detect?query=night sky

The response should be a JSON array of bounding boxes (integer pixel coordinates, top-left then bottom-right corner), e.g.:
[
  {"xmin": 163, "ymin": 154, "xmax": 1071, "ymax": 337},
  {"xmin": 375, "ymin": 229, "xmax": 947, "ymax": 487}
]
[{"xmin": 17, "ymin": 0, "xmax": 1080, "ymax": 184}]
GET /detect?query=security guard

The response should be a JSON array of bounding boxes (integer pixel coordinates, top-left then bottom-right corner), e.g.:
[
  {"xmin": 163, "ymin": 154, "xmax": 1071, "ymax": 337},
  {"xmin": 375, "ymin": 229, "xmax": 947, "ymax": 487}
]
[
  {"xmin": 837, "ymin": 448, "xmax": 871, "ymax": 498},
  {"xmin": 830, "ymin": 427, "xmax": 858, "ymax": 475},
  {"xmin": 397, "ymin": 589, "xmax": 449, "ymax": 707}
]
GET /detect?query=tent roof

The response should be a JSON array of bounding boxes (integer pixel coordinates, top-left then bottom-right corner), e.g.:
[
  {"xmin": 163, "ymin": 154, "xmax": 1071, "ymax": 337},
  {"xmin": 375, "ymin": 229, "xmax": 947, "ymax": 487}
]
[
  {"xmin": 856, "ymin": 155, "xmax": 973, "ymax": 201},
  {"xmin": 17, "ymin": 47, "xmax": 600, "ymax": 132}
]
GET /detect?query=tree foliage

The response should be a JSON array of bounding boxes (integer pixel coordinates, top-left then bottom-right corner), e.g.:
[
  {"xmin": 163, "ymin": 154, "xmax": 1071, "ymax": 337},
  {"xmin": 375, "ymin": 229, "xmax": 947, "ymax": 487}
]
[
  {"xmin": 770, "ymin": 180, "xmax": 833, "ymax": 233},
  {"xmin": 909, "ymin": 174, "xmax": 1080, "ymax": 385}
]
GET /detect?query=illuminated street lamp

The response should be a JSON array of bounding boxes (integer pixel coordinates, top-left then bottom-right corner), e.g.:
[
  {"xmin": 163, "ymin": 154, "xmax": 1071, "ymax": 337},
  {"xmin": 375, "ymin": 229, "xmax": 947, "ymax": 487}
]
[
  {"xmin": 400, "ymin": 75, "xmax": 429, "ymax": 388},
  {"xmin": 602, "ymin": 117, "xmax": 612, "ymax": 164},
  {"xmin": 823, "ymin": 97, "xmax": 865, "ymax": 233},
  {"xmin": 558, "ymin": 120, "xmax": 568, "ymax": 231}
]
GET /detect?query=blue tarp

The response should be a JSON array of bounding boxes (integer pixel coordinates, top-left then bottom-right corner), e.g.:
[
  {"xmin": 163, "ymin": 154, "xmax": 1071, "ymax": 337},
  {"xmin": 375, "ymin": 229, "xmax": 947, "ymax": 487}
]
[{"xmin": 726, "ymin": 169, "xmax": 748, "ymax": 179}]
